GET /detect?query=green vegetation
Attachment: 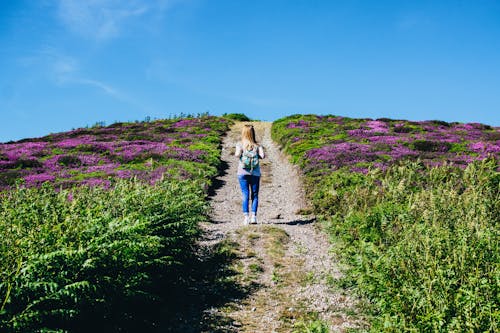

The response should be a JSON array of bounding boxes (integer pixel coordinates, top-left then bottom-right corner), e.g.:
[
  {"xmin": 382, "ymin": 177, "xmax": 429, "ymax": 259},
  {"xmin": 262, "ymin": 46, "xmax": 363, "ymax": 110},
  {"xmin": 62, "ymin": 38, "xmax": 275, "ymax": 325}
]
[
  {"xmin": 293, "ymin": 318, "xmax": 330, "ymax": 333},
  {"xmin": 321, "ymin": 160, "xmax": 498, "ymax": 332},
  {"xmin": 0, "ymin": 178, "xmax": 207, "ymax": 331},
  {"xmin": 0, "ymin": 115, "xmax": 230, "ymax": 190},
  {"xmin": 222, "ymin": 113, "xmax": 252, "ymax": 121},
  {"xmin": 0, "ymin": 115, "xmax": 232, "ymax": 332},
  {"xmin": 272, "ymin": 114, "xmax": 499, "ymax": 332},
  {"xmin": 2, "ymin": 111, "xmax": 498, "ymax": 331}
]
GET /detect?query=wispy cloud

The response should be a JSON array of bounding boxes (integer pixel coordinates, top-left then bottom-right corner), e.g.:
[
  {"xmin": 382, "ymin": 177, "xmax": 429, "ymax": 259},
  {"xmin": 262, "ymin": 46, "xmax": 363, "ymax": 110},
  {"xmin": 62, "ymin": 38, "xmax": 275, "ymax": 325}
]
[
  {"xmin": 50, "ymin": 55, "xmax": 79, "ymax": 83},
  {"xmin": 56, "ymin": 0, "xmax": 178, "ymax": 41},
  {"xmin": 18, "ymin": 47, "xmax": 126, "ymax": 100},
  {"xmin": 69, "ymin": 77, "xmax": 121, "ymax": 97},
  {"xmin": 17, "ymin": 47, "xmax": 79, "ymax": 82}
]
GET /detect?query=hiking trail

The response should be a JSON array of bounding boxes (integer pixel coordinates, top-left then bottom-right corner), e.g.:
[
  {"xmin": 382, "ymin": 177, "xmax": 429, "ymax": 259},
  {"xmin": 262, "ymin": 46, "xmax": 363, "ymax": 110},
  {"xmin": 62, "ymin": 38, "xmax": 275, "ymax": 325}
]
[{"xmin": 200, "ymin": 122, "xmax": 364, "ymax": 332}]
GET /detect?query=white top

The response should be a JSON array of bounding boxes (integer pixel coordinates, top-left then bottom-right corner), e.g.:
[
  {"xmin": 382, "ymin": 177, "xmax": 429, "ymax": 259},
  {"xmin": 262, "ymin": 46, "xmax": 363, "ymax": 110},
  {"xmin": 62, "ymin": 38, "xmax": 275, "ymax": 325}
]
[{"xmin": 235, "ymin": 143, "xmax": 265, "ymax": 176}]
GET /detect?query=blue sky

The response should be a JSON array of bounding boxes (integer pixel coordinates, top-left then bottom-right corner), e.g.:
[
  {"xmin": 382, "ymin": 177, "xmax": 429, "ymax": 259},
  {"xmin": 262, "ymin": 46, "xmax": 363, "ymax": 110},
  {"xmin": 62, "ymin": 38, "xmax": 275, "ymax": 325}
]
[{"xmin": 1, "ymin": 0, "xmax": 500, "ymax": 142}]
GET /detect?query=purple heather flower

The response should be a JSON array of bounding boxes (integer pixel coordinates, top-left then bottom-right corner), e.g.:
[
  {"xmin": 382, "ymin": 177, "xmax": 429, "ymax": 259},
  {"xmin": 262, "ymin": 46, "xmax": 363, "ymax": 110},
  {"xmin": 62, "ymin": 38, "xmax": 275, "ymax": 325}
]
[
  {"xmin": 179, "ymin": 131, "xmax": 194, "ymax": 138},
  {"xmin": 287, "ymin": 120, "xmax": 310, "ymax": 129},
  {"xmin": 24, "ymin": 173, "xmax": 56, "ymax": 187},
  {"xmin": 172, "ymin": 119, "xmax": 199, "ymax": 128},
  {"xmin": 79, "ymin": 154, "xmax": 108, "ymax": 165},
  {"xmin": 348, "ymin": 121, "xmax": 389, "ymax": 137},
  {"xmin": 43, "ymin": 156, "xmax": 63, "ymax": 170},
  {"xmin": 280, "ymin": 116, "xmax": 500, "ymax": 175},
  {"xmin": 469, "ymin": 141, "xmax": 500, "ymax": 154},
  {"xmin": 385, "ymin": 145, "xmax": 419, "ymax": 160},
  {"xmin": 55, "ymin": 136, "xmax": 95, "ymax": 148},
  {"xmin": 0, "ymin": 160, "xmax": 14, "ymax": 169},
  {"xmin": 115, "ymin": 169, "xmax": 133, "ymax": 178},
  {"xmin": 113, "ymin": 142, "xmax": 169, "ymax": 162},
  {"xmin": 84, "ymin": 163, "xmax": 120, "ymax": 174},
  {"xmin": 372, "ymin": 162, "xmax": 387, "ymax": 171},
  {"xmin": 306, "ymin": 142, "xmax": 374, "ymax": 168},
  {"xmin": 164, "ymin": 147, "xmax": 205, "ymax": 162},
  {"xmin": 367, "ymin": 136, "xmax": 407, "ymax": 144},
  {"xmin": 1, "ymin": 142, "xmax": 48, "ymax": 160},
  {"xmin": 365, "ymin": 120, "xmax": 389, "ymax": 133},
  {"xmin": 350, "ymin": 166, "xmax": 369, "ymax": 174}
]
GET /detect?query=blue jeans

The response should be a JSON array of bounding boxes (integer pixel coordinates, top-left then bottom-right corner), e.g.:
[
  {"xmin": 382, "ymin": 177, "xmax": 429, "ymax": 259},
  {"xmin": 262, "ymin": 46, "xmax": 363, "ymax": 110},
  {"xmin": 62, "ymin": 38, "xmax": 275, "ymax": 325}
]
[{"xmin": 238, "ymin": 175, "xmax": 260, "ymax": 214}]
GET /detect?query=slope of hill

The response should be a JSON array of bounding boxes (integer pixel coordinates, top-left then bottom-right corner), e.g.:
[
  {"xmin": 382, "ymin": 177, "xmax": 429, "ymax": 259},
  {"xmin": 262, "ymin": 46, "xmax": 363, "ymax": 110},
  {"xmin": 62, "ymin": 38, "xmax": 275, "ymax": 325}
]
[
  {"xmin": 0, "ymin": 116, "xmax": 232, "ymax": 332},
  {"xmin": 272, "ymin": 114, "xmax": 499, "ymax": 332},
  {"xmin": 272, "ymin": 114, "xmax": 499, "ymax": 174},
  {"xmin": 0, "ymin": 116, "xmax": 230, "ymax": 190},
  {"xmin": 1, "ymin": 113, "xmax": 498, "ymax": 332}
]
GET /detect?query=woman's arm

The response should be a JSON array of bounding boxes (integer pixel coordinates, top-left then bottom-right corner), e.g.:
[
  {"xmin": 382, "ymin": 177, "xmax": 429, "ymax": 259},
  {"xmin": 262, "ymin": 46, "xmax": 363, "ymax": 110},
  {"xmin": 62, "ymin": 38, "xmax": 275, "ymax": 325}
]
[
  {"xmin": 258, "ymin": 146, "xmax": 265, "ymax": 159},
  {"xmin": 235, "ymin": 143, "xmax": 242, "ymax": 157}
]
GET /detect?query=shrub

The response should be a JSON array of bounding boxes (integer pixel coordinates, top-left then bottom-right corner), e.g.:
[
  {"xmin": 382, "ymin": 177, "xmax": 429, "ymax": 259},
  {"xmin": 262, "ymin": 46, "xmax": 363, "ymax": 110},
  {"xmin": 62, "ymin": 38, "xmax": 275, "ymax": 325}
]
[
  {"xmin": 0, "ymin": 171, "xmax": 23, "ymax": 187},
  {"xmin": 0, "ymin": 178, "xmax": 207, "ymax": 332},
  {"xmin": 57, "ymin": 155, "xmax": 82, "ymax": 167},
  {"xmin": 410, "ymin": 140, "xmax": 451, "ymax": 152},
  {"xmin": 324, "ymin": 160, "xmax": 499, "ymax": 332},
  {"xmin": 222, "ymin": 113, "xmax": 251, "ymax": 121}
]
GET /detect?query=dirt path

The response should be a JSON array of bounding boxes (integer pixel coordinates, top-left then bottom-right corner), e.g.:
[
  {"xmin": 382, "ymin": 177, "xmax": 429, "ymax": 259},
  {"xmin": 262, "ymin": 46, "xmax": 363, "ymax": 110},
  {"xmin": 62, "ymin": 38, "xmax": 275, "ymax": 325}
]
[{"xmin": 201, "ymin": 122, "xmax": 363, "ymax": 332}]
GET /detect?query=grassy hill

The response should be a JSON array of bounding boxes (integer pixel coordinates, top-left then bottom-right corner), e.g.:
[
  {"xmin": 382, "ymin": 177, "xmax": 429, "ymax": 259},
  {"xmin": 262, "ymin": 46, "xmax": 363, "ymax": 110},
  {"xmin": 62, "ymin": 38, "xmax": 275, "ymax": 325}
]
[
  {"xmin": 0, "ymin": 113, "xmax": 498, "ymax": 332},
  {"xmin": 0, "ymin": 115, "xmax": 232, "ymax": 332},
  {"xmin": 0, "ymin": 116, "xmax": 230, "ymax": 190},
  {"xmin": 272, "ymin": 114, "xmax": 499, "ymax": 332}
]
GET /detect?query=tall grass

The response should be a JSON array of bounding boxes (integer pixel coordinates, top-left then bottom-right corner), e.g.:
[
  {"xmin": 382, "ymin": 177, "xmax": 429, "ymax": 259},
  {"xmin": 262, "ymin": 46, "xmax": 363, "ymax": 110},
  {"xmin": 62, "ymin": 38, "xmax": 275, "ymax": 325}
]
[
  {"xmin": 272, "ymin": 115, "xmax": 499, "ymax": 332},
  {"xmin": 0, "ymin": 178, "xmax": 207, "ymax": 332},
  {"xmin": 316, "ymin": 159, "xmax": 499, "ymax": 332}
]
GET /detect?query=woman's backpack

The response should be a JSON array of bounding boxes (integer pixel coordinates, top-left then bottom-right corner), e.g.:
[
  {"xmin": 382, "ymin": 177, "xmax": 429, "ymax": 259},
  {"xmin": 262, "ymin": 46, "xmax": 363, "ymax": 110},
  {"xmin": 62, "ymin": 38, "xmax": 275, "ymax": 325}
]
[{"xmin": 241, "ymin": 146, "xmax": 260, "ymax": 171}]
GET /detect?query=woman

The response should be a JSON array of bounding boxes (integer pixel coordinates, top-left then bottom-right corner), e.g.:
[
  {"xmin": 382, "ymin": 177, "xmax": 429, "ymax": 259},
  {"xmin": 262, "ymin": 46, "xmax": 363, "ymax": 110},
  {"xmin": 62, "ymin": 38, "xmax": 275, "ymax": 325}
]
[{"xmin": 235, "ymin": 124, "xmax": 265, "ymax": 224}]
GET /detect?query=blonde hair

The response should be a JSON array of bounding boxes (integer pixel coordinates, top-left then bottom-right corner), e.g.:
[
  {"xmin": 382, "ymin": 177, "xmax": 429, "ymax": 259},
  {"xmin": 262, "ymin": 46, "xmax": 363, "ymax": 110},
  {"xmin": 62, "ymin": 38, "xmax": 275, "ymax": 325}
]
[{"xmin": 241, "ymin": 124, "xmax": 258, "ymax": 150}]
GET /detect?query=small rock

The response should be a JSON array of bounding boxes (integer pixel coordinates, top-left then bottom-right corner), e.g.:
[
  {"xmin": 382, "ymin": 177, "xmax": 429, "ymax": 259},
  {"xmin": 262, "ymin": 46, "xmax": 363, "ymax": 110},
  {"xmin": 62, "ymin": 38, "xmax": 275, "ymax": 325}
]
[
  {"xmin": 251, "ymin": 307, "xmax": 256, "ymax": 311},
  {"xmin": 232, "ymin": 321, "xmax": 242, "ymax": 327}
]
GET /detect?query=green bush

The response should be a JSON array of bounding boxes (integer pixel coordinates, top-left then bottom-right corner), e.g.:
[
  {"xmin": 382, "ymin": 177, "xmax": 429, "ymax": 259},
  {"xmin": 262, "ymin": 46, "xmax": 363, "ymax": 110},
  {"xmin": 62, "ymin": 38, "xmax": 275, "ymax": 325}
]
[
  {"xmin": 222, "ymin": 113, "xmax": 251, "ymax": 121},
  {"xmin": 410, "ymin": 140, "xmax": 452, "ymax": 152},
  {"xmin": 315, "ymin": 160, "xmax": 499, "ymax": 332},
  {"xmin": 0, "ymin": 178, "xmax": 207, "ymax": 332}
]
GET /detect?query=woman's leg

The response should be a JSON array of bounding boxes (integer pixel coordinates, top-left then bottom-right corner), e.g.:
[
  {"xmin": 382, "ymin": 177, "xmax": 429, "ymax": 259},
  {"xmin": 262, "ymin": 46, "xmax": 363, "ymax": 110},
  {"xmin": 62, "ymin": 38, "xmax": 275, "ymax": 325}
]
[
  {"xmin": 238, "ymin": 175, "xmax": 250, "ymax": 214},
  {"xmin": 249, "ymin": 175, "xmax": 260, "ymax": 214}
]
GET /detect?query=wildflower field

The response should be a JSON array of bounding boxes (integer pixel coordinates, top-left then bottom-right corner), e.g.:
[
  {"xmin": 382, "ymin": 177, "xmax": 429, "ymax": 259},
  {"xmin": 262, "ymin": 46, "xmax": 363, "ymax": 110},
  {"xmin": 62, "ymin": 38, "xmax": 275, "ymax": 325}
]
[
  {"xmin": 272, "ymin": 114, "xmax": 499, "ymax": 332},
  {"xmin": 0, "ymin": 115, "xmax": 230, "ymax": 332},
  {"xmin": 0, "ymin": 116, "xmax": 228, "ymax": 190}
]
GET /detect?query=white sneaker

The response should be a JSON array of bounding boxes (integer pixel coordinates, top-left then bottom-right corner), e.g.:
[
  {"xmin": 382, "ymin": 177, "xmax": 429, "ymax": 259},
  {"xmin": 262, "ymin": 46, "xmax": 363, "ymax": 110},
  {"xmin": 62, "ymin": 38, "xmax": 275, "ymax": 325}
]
[
  {"xmin": 243, "ymin": 215, "xmax": 249, "ymax": 225},
  {"xmin": 250, "ymin": 215, "xmax": 257, "ymax": 224}
]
